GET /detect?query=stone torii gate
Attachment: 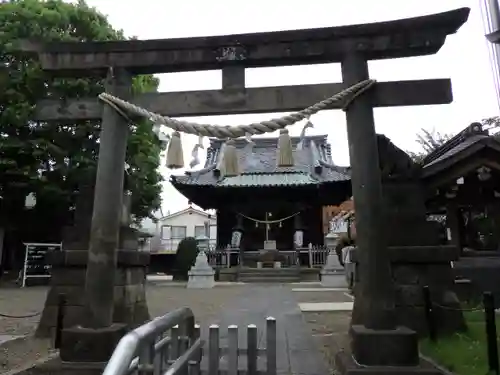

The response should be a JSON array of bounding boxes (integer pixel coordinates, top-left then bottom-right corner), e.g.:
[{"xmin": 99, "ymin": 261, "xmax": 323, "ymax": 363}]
[{"xmin": 23, "ymin": 7, "xmax": 469, "ymax": 372}]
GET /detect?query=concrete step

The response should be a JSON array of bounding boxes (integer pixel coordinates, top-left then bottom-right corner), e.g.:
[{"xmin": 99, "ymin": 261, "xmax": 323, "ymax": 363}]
[
  {"xmin": 237, "ymin": 268, "xmax": 301, "ymax": 283},
  {"xmin": 238, "ymin": 277, "xmax": 300, "ymax": 283}
]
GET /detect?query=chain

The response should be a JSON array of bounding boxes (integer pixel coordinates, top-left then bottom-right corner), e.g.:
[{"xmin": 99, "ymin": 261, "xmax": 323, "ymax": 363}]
[{"xmin": 0, "ymin": 311, "xmax": 41, "ymax": 318}]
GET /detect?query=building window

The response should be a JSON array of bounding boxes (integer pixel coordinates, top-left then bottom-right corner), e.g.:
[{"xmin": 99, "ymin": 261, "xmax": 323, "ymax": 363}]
[
  {"xmin": 194, "ymin": 225, "xmax": 205, "ymax": 238},
  {"xmin": 161, "ymin": 226, "xmax": 171, "ymax": 240},
  {"xmin": 171, "ymin": 226, "xmax": 187, "ymax": 239}
]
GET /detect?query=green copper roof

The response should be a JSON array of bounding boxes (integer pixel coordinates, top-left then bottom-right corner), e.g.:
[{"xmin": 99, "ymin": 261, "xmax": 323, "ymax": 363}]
[{"xmin": 217, "ymin": 173, "xmax": 318, "ymax": 187}]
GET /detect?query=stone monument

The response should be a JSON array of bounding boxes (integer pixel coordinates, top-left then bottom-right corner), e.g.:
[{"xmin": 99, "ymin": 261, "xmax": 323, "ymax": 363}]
[
  {"xmin": 187, "ymin": 250, "xmax": 215, "ymax": 289},
  {"xmin": 321, "ymin": 232, "xmax": 347, "ymax": 287},
  {"xmin": 321, "ymin": 252, "xmax": 347, "ymax": 287}
]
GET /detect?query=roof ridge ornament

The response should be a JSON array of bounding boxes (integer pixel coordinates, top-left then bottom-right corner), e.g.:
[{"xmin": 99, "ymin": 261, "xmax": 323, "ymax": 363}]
[
  {"xmin": 189, "ymin": 135, "xmax": 204, "ymax": 168},
  {"xmin": 297, "ymin": 116, "xmax": 314, "ymax": 150}
]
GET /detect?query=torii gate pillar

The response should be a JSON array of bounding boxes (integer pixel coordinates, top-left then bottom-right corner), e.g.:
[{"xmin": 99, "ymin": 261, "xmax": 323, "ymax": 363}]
[{"xmin": 341, "ymin": 53, "xmax": 417, "ymax": 367}]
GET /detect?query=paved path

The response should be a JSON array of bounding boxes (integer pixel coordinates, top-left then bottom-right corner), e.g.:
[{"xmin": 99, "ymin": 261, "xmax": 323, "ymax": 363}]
[{"xmin": 200, "ymin": 285, "xmax": 330, "ymax": 375}]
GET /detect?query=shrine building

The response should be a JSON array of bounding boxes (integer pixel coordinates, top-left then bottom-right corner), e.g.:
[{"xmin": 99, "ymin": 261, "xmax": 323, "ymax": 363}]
[{"xmin": 170, "ymin": 135, "xmax": 351, "ymax": 252}]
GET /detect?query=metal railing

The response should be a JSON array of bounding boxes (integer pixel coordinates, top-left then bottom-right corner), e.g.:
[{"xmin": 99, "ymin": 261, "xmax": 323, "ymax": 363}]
[
  {"xmin": 205, "ymin": 245, "xmax": 330, "ymax": 269},
  {"xmin": 103, "ymin": 309, "xmax": 278, "ymax": 375},
  {"xmin": 103, "ymin": 307, "xmax": 202, "ymax": 375},
  {"xmin": 308, "ymin": 245, "xmax": 329, "ymax": 267},
  {"xmin": 205, "ymin": 247, "xmax": 238, "ymax": 268}
]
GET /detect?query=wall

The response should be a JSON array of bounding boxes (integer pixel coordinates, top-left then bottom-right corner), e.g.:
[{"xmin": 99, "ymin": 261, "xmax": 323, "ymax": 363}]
[{"xmin": 149, "ymin": 209, "xmax": 217, "ymax": 254}]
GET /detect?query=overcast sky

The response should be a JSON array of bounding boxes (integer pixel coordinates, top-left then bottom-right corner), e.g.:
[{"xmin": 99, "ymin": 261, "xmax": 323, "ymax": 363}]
[{"xmin": 80, "ymin": 0, "xmax": 498, "ymax": 215}]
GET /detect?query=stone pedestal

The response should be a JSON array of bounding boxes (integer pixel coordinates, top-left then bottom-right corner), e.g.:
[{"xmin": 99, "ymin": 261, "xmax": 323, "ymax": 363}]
[
  {"xmin": 390, "ymin": 246, "xmax": 465, "ymax": 335},
  {"xmin": 320, "ymin": 251, "xmax": 347, "ymax": 288},
  {"xmin": 187, "ymin": 251, "xmax": 215, "ymax": 289},
  {"xmin": 350, "ymin": 325, "xmax": 418, "ymax": 366},
  {"xmin": 60, "ymin": 323, "xmax": 128, "ymax": 362},
  {"xmin": 35, "ymin": 226, "xmax": 150, "ymax": 339}
]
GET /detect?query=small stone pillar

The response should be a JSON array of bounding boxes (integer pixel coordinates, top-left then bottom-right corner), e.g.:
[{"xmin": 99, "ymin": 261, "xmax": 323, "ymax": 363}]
[
  {"xmin": 321, "ymin": 232, "xmax": 347, "ymax": 287},
  {"xmin": 187, "ymin": 251, "xmax": 215, "ymax": 289}
]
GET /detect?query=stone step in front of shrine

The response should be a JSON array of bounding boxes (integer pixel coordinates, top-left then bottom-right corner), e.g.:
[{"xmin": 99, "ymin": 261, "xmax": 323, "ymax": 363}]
[{"xmin": 237, "ymin": 268, "xmax": 301, "ymax": 283}]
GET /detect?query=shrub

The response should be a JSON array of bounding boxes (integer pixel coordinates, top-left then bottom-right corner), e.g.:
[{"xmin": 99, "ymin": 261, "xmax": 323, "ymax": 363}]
[{"xmin": 174, "ymin": 237, "xmax": 199, "ymax": 280}]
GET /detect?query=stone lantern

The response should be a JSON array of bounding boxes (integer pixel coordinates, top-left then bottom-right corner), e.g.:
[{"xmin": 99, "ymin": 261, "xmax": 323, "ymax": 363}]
[
  {"xmin": 325, "ymin": 231, "xmax": 341, "ymax": 253},
  {"xmin": 25, "ymin": 192, "xmax": 36, "ymax": 209},
  {"xmin": 321, "ymin": 231, "xmax": 346, "ymax": 287}
]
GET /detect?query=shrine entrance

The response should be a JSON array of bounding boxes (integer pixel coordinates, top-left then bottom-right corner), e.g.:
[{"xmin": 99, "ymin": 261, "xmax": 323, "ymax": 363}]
[{"xmin": 26, "ymin": 7, "xmax": 470, "ymax": 372}]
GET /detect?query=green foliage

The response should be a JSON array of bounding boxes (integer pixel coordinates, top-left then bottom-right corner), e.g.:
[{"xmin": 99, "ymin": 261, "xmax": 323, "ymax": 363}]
[
  {"xmin": 481, "ymin": 116, "xmax": 500, "ymax": 134},
  {"xmin": 407, "ymin": 128, "xmax": 452, "ymax": 164},
  {"xmin": 174, "ymin": 237, "xmax": 199, "ymax": 278},
  {"xmin": 420, "ymin": 311, "xmax": 500, "ymax": 375},
  {"xmin": 0, "ymin": 0, "xmax": 163, "ymax": 235}
]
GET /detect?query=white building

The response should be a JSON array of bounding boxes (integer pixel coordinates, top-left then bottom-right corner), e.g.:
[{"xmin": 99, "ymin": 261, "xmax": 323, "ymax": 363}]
[{"xmin": 144, "ymin": 206, "xmax": 217, "ymax": 254}]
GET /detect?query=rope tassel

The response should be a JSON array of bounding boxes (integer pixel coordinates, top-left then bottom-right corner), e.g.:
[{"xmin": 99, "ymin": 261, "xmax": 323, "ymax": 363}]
[
  {"xmin": 277, "ymin": 129, "xmax": 294, "ymax": 167},
  {"xmin": 166, "ymin": 131, "xmax": 184, "ymax": 169},
  {"xmin": 222, "ymin": 140, "xmax": 239, "ymax": 177}
]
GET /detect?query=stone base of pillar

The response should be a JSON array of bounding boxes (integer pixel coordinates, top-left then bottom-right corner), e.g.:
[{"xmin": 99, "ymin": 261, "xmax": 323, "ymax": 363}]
[
  {"xmin": 60, "ymin": 323, "xmax": 127, "ymax": 362},
  {"xmin": 351, "ymin": 245, "xmax": 465, "ymax": 336},
  {"xmin": 320, "ymin": 271, "xmax": 347, "ymax": 288},
  {"xmin": 35, "ymin": 246, "xmax": 150, "ymax": 339},
  {"xmin": 350, "ymin": 325, "xmax": 418, "ymax": 366},
  {"xmin": 390, "ymin": 245, "xmax": 465, "ymax": 335},
  {"xmin": 320, "ymin": 252, "xmax": 347, "ymax": 288}
]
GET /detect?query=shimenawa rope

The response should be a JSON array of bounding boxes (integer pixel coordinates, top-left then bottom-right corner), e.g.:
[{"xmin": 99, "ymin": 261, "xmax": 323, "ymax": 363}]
[{"xmin": 98, "ymin": 79, "xmax": 376, "ymax": 139}]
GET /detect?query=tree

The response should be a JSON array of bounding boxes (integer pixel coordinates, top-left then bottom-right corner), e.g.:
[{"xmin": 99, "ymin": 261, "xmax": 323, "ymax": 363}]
[
  {"xmin": 407, "ymin": 128, "xmax": 452, "ymax": 164},
  {"xmin": 0, "ymin": 0, "xmax": 163, "ymax": 247},
  {"xmin": 481, "ymin": 116, "xmax": 500, "ymax": 134},
  {"xmin": 174, "ymin": 237, "xmax": 199, "ymax": 280}
]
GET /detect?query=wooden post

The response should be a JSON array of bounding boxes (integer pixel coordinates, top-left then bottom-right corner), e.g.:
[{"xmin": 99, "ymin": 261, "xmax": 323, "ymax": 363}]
[
  {"xmin": 341, "ymin": 53, "xmax": 396, "ymax": 330},
  {"xmin": 84, "ymin": 67, "xmax": 132, "ymax": 328},
  {"xmin": 308, "ymin": 243, "xmax": 313, "ymax": 268}
]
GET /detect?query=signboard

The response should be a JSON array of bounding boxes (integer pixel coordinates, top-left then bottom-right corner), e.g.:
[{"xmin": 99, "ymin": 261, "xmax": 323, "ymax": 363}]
[
  {"xmin": 330, "ymin": 216, "xmax": 348, "ymax": 233},
  {"xmin": 22, "ymin": 242, "xmax": 61, "ymax": 287}
]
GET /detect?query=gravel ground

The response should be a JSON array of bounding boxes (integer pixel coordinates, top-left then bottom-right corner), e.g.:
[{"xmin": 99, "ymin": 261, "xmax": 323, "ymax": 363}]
[
  {"xmin": 303, "ymin": 311, "xmax": 351, "ymax": 372},
  {"xmin": 292, "ymin": 291, "xmax": 353, "ymax": 304},
  {"xmin": 290, "ymin": 288, "xmax": 353, "ymax": 373},
  {"xmin": 0, "ymin": 283, "xmax": 247, "ymax": 374},
  {"xmin": 0, "ymin": 283, "xmax": 353, "ymax": 375}
]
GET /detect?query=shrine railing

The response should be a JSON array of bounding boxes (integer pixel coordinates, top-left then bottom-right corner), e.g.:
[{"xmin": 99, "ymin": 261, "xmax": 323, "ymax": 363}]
[
  {"xmin": 205, "ymin": 247, "xmax": 238, "ymax": 268},
  {"xmin": 204, "ymin": 245, "xmax": 330, "ymax": 268}
]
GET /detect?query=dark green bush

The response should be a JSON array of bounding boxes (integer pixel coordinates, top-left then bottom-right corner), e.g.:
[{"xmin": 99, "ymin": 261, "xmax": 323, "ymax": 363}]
[{"xmin": 174, "ymin": 237, "xmax": 199, "ymax": 279}]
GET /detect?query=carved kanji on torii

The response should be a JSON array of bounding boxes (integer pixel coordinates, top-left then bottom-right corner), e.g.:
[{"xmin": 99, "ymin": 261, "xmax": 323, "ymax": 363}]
[{"xmin": 22, "ymin": 7, "xmax": 469, "ymax": 371}]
